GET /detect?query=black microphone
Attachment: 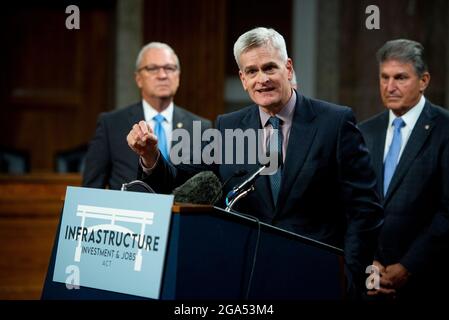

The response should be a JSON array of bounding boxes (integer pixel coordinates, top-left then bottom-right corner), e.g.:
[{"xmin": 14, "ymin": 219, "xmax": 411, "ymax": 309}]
[{"xmin": 173, "ymin": 171, "xmax": 222, "ymax": 205}]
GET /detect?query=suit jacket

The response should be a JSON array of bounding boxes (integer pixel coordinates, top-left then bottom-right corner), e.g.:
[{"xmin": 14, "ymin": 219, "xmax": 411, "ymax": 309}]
[
  {"xmin": 82, "ymin": 102, "xmax": 212, "ymax": 190},
  {"xmin": 145, "ymin": 93, "xmax": 384, "ymax": 289},
  {"xmin": 359, "ymin": 100, "xmax": 449, "ymax": 297}
]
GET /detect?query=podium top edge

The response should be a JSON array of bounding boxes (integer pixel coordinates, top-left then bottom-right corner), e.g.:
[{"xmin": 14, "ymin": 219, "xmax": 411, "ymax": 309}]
[
  {"xmin": 170, "ymin": 204, "xmax": 344, "ymax": 255},
  {"xmin": 172, "ymin": 203, "xmax": 214, "ymax": 213}
]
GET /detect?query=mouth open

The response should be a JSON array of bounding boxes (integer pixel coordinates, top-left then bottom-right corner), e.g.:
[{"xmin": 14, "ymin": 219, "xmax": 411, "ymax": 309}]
[{"xmin": 256, "ymin": 87, "xmax": 275, "ymax": 93}]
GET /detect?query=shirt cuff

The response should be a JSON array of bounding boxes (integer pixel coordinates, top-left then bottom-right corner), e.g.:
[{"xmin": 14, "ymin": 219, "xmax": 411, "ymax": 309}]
[{"xmin": 140, "ymin": 152, "xmax": 160, "ymax": 175}]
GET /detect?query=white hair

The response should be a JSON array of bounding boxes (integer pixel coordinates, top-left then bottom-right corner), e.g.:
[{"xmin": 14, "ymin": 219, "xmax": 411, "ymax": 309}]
[
  {"xmin": 135, "ymin": 42, "xmax": 180, "ymax": 70},
  {"xmin": 233, "ymin": 27, "xmax": 288, "ymax": 69}
]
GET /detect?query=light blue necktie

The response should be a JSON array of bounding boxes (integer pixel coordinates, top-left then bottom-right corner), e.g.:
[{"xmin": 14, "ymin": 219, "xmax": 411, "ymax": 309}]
[
  {"xmin": 153, "ymin": 114, "xmax": 169, "ymax": 160},
  {"xmin": 383, "ymin": 117, "xmax": 405, "ymax": 195},
  {"xmin": 267, "ymin": 116, "xmax": 283, "ymax": 206}
]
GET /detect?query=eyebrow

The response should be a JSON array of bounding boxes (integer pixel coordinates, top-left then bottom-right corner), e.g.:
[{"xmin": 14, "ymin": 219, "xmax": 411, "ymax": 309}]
[
  {"xmin": 243, "ymin": 62, "xmax": 279, "ymax": 73},
  {"xmin": 380, "ymin": 71, "xmax": 409, "ymax": 77}
]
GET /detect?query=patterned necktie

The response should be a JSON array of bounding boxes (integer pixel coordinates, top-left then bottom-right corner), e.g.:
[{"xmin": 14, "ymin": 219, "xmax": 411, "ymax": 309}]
[
  {"xmin": 267, "ymin": 116, "xmax": 283, "ymax": 206},
  {"xmin": 153, "ymin": 114, "xmax": 169, "ymax": 160},
  {"xmin": 383, "ymin": 117, "xmax": 405, "ymax": 195}
]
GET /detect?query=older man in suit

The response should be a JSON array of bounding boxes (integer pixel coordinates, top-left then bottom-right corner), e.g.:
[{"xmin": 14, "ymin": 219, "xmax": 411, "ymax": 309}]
[
  {"xmin": 83, "ymin": 42, "xmax": 212, "ymax": 190},
  {"xmin": 359, "ymin": 39, "xmax": 449, "ymax": 300},
  {"xmin": 127, "ymin": 27, "xmax": 383, "ymax": 296}
]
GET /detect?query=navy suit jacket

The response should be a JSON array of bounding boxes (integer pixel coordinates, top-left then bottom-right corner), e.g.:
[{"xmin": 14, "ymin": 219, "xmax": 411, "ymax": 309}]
[
  {"xmin": 144, "ymin": 93, "xmax": 384, "ymax": 287},
  {"xmin": 83, "ymin": 102, "xmax": 212, "ymax": 190},
  {"xmin": 359, "ymin": 100, "xmax": 449, "ymax": 296}
]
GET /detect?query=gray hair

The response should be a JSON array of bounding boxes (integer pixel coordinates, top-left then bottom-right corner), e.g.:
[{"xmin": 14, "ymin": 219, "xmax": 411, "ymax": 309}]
[
  {"xmin": 233, "ymin": 27, "xmax": 288, "ymax": 69},
  {"xmin": 135, "ymin": 42, "xmax": 180, "ymax": 71},
  {"xmin": 376, "ymin": 39, "xmax": 428, "ymax": 77}
]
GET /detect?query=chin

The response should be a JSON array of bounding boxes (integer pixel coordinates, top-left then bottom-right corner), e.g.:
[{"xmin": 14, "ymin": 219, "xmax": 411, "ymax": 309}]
[
  {"xmin": 387, "ymin": 106, "xmax": 409, "ymax": 116},
  {"xmin": 156, "ymin": 92, "xmax": 174, "ymax": 98},
  {"xmin": 386, "ymin": 103, "xmax": 402, "ymax": 110}
]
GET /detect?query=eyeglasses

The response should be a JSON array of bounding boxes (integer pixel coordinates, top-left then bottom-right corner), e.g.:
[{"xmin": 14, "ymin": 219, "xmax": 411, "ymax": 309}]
[{"xmin": 137, "ymin": 64, "xmax": 178, "ymax": 75}]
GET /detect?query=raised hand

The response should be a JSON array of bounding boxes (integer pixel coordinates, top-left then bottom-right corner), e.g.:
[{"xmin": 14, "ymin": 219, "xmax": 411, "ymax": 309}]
[{"xmin": 127, "ymin": 120, "xmax": 160, "ymax": 168}]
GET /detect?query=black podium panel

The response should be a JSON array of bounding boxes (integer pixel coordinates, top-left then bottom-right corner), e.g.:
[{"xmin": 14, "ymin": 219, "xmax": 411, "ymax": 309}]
[{"xmin": 42, "ymin": 206, "xmax": 344, "ymax": 300}]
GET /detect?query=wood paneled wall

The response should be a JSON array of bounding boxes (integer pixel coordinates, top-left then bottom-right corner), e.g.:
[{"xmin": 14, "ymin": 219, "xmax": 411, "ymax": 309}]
[
  {"xmin": 0, "ymin": 3, "xmax": 114, "ymax": 172},
  {"xmin": 143, "ymin": 0, "xmax": 226, "ymax": 122},
  {"xmin": 0, "ymin": 173, "xmax": 82, "ymax": 299},
  {"xmin": 225, "ymin": 0, "xmax": 292, "ymax": 76},
  {"xmin": 339, "ymin": 0, "xmax": 448, "ymax": 121}
]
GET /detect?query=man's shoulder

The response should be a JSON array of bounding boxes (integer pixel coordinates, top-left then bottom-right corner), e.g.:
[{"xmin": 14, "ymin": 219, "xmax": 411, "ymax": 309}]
[
  {"xmin": 99, "ymin": 102, "xmax": 142, "ymax": 121},
  {"xmin": 174, "ymin": 105, "xmax": 212, "ymax": 125},
  {"xmin": 303, "ymin": 96, "xmax": 353, "ymax": 118},
  {"xmin": 427, "ymin": 101, "xmax": 449, "ymax": 120},
  {"xmin": 217, "ymin": 104, "xmax": 257, "ymax": 123},
  {"xmin": 358, "ymin": 111, "xmax": 387, "ymax": 131},
  {"xmin": 306, "ymin": 96, "xmax": 348, "ymax": 110}
]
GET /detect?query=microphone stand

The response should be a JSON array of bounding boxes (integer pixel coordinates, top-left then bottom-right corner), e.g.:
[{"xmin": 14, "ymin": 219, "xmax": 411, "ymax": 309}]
[
  {"xmin": 224, "ymin": 185, "xmax": 255, "ymax": 212},
  {"xmin": 224, "ymin": 164, "xmax": 268, "ymax": 212},
  {"xmin": 224, "ymin": 183, "xmax": 261, "ymax": 300},
  {"xmin": 121, "ymin": 180, "xmax": 155, "ymax": 193}
]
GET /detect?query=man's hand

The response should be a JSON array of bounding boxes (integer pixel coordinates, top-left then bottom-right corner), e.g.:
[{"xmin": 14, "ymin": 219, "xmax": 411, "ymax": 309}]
[
  {"xmin": 367, "ymin": 261, "xmax": 410, "ymax": 298},
  {"xmin": 382, "ymin": 263, "xmax": 410, "ymax": 289},
  {"xmin": 367, "ymin": 260, "xmax": 396, "ymax": 297},
  {"xmin": 373, "ymin": 260, "xmax": 386, "ymax": 274},
  {"xmin": 127, "ymin": 120, "xmax": 160, "ymax": 168}
]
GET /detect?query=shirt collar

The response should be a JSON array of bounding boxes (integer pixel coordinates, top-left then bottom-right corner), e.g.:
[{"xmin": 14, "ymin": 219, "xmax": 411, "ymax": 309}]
[
  {"xmin": 259, "ymin": 89, "xmax": 297, "ymax": 127},
  {"xmin": 142, "ymin": 100, "xmax": 174, "ymax": 124},
  {"xmin": 388, "ymin": 95, "xmax": 425, "ymax": 128}
]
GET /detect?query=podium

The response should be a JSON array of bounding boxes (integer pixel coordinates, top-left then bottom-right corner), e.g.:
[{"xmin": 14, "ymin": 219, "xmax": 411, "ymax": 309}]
[{"xmin": 42, "ymin": 204, "xmax": 345, "ymax": 300}]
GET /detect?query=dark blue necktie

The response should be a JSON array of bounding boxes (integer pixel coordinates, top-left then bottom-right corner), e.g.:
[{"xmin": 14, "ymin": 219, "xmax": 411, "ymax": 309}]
[
  {"xmin": 153, "ymin": 114, "xmax": 169, "ymax": 160},
  {"xmin": 383, "ymin": 117, "xmax": 405, "ymax": 195},
  {"xmin": 267, "ymin": 116, "xmax": 283, "ymax": 206}
]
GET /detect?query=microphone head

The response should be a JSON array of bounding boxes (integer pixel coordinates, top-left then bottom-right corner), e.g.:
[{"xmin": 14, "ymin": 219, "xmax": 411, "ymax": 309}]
[
  {"xmin": 173, "ymin": 171, "xmax": 222, "ymax": 205},
  {"xmin": 262, "ymin": 150, "xmax": 282, "ymax": 175}
]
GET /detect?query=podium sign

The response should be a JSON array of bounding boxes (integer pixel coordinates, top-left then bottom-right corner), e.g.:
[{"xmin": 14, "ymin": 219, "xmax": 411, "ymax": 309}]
[{"xmin": 52, "ymin": 187, "xmax": 173, "ymax": 299}]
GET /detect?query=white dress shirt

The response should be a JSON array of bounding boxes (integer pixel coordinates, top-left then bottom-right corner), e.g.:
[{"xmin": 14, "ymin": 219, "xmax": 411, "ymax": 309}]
[
  {"xmin": 383, "ymin": 95, "xmax": 426, "ymax": 162},
  {"xmin": 142, "ymin": 100, "xmax": 174, "ymax": 150}
]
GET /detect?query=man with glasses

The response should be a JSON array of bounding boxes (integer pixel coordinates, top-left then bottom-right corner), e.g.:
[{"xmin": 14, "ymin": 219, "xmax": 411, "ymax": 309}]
[{"xmin": 83, "ymin": 42, "xmax": 212, "ymax": 190}]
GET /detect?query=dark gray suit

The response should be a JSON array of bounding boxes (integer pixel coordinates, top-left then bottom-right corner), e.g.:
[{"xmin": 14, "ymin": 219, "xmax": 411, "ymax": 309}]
[
  {"xmin": 144, "ymin": 93, "xmax": 384, "ymax": 292},
  {"xmin": 359, "ymin": 100, "xmax": 449, "ymax": 299},
  {"xmin": 83, "ymin": 102, "xmax": 212, "ymax": 190}
]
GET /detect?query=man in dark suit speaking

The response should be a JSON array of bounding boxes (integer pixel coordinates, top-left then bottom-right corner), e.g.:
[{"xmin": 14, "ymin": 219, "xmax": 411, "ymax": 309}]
[
  {"xmin": 359, "ymin": 39, "xmax": 449, "ymax": 300},
  {"xmin": 127, "ymin": 27, "xmax": 384, "ymax": 296},
  {"xmin": 83, "ymin": 42, "xmax": 212, "ymax": 190}
]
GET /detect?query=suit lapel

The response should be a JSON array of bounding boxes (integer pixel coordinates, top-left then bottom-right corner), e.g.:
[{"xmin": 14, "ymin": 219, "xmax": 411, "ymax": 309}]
[
  {"xmin": 173, "ymin": 105, "xmax": 188, "ymax": 131},
  {"xmin": 371, "ymin": 112, "xmax": 389, "ymax": 199},
  {"xmin": 276, "ymin": 95, "xmax": 317, "ymax": 214},
  {"xmin": 128, "ymin": 102, "xmax": 145, "ymax": 126},
  {"xmin": 239, "ymin": 106, "xmax": 274, "ymax": 210},
  {"xmin": 384, "ymin": 102, "xmax": 435, "ymax": 204}
]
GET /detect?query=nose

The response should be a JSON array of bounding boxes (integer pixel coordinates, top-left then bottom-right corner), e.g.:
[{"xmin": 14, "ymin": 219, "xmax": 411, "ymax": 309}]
[
  {"xmin": 156, "ymin": 67, "xmax": 168, "ymax": 77},
  {"xmin": 386, "ymin": 78, "xmax": 396, "ymax": 92},
  {"xmin": 256, "ymin": 71, "xmax": 269, "ymax": 84}
]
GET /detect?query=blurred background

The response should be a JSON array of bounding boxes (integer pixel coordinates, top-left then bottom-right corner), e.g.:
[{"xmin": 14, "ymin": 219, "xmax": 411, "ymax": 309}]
[{"xmin": 0, "ymin": 0, "xmax": 447, "ymax": 299}]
